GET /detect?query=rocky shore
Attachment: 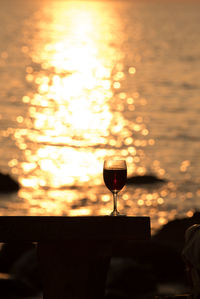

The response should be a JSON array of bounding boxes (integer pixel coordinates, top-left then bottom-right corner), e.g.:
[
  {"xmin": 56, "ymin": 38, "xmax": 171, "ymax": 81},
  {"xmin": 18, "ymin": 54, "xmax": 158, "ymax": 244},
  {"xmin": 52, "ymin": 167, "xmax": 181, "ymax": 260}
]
[
  {"xmin": 0, "ymin": 173, "xmax": 20, "ymax": 193},
  {"xmin": 126, "ymin": 174, "xmax": 167, "ymax": 185},
  {"xmin": 0, "ymin": 172, "xmax": 167, "ymax": 194}
]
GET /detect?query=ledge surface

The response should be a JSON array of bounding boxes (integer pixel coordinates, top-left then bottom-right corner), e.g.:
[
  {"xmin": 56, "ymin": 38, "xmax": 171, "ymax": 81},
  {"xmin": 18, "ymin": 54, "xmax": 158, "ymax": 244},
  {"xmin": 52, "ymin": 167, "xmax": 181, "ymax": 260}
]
[{"xmin": 0, "ymin": 216, "xmax": 151, "ymax": 242}]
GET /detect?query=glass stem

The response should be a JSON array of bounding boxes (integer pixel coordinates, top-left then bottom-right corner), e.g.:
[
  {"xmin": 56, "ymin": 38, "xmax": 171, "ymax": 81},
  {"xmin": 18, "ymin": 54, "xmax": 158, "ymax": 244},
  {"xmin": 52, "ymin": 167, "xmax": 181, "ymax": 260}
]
[{"xmin": 113, "ymin": 192, "xmax": 118, "ymax": 213}]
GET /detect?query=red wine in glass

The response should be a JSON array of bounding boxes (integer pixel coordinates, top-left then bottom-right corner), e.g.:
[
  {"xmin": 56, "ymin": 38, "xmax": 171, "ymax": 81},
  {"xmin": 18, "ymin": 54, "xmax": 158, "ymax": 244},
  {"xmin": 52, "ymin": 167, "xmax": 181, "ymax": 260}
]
[
  {"xmin": 103, "ymin": 169, "xmax": 127, "ymax": 192},
  {"xmin": 103, "ymin": 160, "xmax": 127, "ymax": 216}
]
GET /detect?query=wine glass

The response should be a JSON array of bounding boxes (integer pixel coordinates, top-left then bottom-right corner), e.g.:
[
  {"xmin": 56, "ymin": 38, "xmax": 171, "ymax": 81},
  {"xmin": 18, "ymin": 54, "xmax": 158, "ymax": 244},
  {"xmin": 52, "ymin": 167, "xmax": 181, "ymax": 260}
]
[{"xmin": 103, "ymin": 159, "xmax": 127, "ymax": 216}]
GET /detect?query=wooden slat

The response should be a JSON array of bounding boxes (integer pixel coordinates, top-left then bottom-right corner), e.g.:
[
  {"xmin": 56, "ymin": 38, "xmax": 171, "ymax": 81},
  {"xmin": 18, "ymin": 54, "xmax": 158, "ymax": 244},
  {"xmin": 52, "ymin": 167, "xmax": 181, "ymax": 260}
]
[{"xmin": 0, "ymin": 216, "xmax": 150, "ymax": 242}]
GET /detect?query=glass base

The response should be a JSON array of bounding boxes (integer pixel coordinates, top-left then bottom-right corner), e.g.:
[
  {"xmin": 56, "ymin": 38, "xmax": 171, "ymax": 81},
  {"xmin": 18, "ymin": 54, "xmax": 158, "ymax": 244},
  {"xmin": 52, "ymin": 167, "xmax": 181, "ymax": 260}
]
[{"xmin": 110, "ymin": 210, "xmax": 120, "ymax": 216}]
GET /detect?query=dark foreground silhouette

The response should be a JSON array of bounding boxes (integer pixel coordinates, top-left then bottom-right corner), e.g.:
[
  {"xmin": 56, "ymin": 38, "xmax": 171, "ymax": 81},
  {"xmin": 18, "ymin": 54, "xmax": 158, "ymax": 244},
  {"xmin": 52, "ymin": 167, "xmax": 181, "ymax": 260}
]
[{"xmin": 0, "ymin": 213, "xmax": 199, "ymax": 298}]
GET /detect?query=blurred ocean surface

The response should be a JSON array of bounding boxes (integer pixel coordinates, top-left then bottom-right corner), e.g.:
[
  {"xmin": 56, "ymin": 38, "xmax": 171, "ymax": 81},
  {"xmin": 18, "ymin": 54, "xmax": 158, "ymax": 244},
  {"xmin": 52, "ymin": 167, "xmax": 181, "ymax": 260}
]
[{"xmin": 0, "ymin": 0, "xmax": 200, "ymax": 232}]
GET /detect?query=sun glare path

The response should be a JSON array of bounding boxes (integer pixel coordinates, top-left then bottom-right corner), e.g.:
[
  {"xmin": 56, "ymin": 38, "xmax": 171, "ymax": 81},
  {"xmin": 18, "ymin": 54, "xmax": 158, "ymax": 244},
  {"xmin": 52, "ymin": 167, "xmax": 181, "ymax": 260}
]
[{"xmin": 9, "ymin": 1, "xmax": 156, "ymax": 217}]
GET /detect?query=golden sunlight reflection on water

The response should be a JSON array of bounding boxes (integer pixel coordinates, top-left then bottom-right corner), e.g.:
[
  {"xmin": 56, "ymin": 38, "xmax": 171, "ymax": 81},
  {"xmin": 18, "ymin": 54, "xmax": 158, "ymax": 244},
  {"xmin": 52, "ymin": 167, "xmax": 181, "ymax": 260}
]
[{"xmin": 7, "ymin": 1, "xmax": 178, "ymax": 228}]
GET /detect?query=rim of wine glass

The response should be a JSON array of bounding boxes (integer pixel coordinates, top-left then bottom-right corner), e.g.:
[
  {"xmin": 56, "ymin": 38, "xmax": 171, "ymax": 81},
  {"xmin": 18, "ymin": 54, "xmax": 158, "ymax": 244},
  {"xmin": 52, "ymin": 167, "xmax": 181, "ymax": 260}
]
[
  {"xmin": 103, "ymin": 159, "xmax": 127, "ymax": 168},
  {"xmin": 103, "ymin": 159, "xmax": 127, "ymax": 162}
]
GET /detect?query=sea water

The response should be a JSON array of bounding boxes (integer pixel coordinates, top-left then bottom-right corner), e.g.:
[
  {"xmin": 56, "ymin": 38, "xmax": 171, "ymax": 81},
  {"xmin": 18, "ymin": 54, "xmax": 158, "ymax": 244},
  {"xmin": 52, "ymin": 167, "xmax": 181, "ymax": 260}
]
[{"xmin": 0, "ymin": 0, "xmax": 200, "ymax": 232}]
